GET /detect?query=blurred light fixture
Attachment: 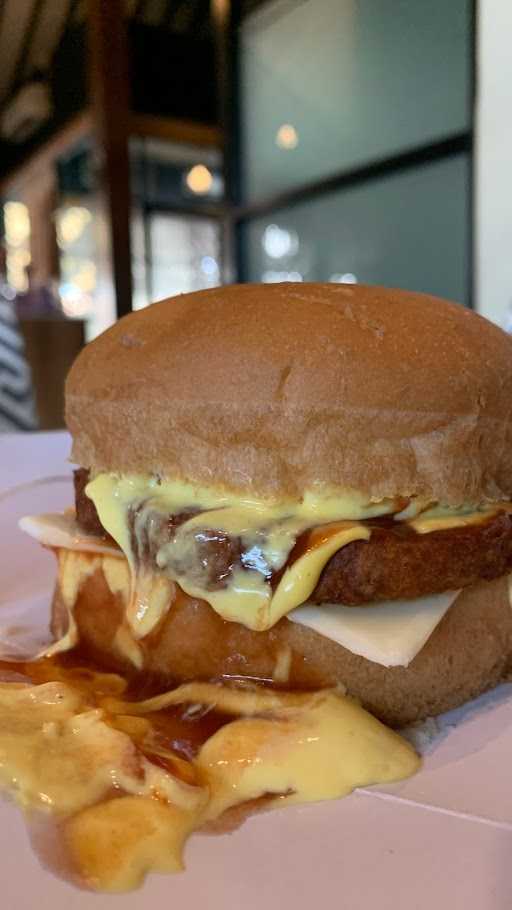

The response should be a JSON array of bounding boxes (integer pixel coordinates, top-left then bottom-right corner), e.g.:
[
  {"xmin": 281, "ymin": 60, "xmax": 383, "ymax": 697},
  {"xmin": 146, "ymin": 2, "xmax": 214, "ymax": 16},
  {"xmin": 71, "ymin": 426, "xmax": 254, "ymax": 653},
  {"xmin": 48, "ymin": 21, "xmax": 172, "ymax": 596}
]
[
  {"xmin": 0, "ymin": 80, "xmax": 52, "ymax": 143},
  {"xmin": 200, "ymin": 255, "xmax": 219, "ymax": 278},
  {"xmin": 262, "ymin": 224, "xmax": 299, "ymax": 259},
  {"xmin": 4, "ymin": 202, "xmax": 30, "ymax": 246},
  {"xmin": 4, "ymin": 202, "xmax": 31, "ymax": 292},
  {"xmin": 275, "ymin": 123, "xmax": 299, "ymax": 150},
  {"xmin": 262, "ymin": 270, "xmax": 303, "ymax": 283},
  {"xmin": 185, "ymin": 164, "xmax": 213, "ymax": 195},
  {"xmin": 60, "ymin": 283, "xmax": 92, "ymax": 318},
  {"xmin": 59, "ymin": 256, "xmax": 96, "ymax": 318},
  {"xmin": 56, "ymin": 206, "xmax": 92, "ymax": 249},
  {"xmin": 329, "ymin": 272, "xmax": 358, "ymax": 284},
  {"xmin": 6, "ymin": 249, "xmax": 30, "ymax": 293}
]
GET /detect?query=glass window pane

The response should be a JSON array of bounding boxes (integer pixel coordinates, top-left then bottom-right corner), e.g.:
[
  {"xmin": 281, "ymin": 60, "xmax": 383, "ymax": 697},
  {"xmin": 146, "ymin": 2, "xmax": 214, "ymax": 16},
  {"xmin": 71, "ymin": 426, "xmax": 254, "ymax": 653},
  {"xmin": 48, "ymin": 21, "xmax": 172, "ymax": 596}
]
[
  {"xmin": 132, "ymin": 213, "xmax": 221, "ymax": 309},
  {"xmin": 242, "ymin": 154, "xmax": 470, "ymax": 305},
  {"xmin": 241, "ymin": 0, "xmax": 471, "ymax": 201}
]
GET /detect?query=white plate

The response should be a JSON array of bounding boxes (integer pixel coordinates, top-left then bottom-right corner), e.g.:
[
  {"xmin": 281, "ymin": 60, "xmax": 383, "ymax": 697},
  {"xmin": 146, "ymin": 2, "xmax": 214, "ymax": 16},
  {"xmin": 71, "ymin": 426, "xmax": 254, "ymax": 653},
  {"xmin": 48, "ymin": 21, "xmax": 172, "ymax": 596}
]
[{"xmin": 1, "ymin": 431, "xmax": 512, "ymax": 908}]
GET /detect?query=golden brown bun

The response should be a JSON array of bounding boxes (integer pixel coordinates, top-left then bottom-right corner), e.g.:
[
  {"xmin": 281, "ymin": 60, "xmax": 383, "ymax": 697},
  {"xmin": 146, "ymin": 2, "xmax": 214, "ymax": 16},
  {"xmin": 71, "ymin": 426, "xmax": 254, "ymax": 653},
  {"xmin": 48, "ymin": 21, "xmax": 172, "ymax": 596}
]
[
  {"xmin": 66, "ymin": 283, "xmax": 512, "ymax": 505},
  {"xmin": 52, "ymin": 554, "xmax": 512, "ymax": 727}
]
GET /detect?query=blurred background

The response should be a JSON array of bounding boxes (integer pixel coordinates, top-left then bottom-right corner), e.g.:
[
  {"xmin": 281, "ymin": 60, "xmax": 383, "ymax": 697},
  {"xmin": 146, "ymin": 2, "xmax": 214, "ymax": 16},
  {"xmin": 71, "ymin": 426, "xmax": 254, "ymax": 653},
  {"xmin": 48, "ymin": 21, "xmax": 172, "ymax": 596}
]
[{"xmin": 0, "ymin": 0, "xmax": 508, "ymax": 430}]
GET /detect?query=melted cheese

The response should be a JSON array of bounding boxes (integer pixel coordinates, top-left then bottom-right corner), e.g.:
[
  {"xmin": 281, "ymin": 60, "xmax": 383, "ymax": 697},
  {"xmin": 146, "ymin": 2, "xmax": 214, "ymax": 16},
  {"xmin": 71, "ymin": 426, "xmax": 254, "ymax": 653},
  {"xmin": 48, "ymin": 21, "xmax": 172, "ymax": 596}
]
[
  {"xmin": 160, "ymin": 521, "xmax": 370, "ymax": 631},
  {"xmin": 45, "ymin": 550, "xmax": 131, "ymax": 660},
  {"xmin": 0, "ymin": 682, "xmax": 202, "ymax": 815},
  {"xmin": 270, "ymin": 522, "xmax": 371, "ymax": 623},
  {"xmin": 43, "ymin": 548, "xmax": 93, "ymax": 657},
  {"xmin": 409, "ymin": 511, "xmax": 499, "ymax": 534},
  {"xmin": 86, "ymin": 473, "xmax": 404, "ymax": 527},
  {"xmin": 85, "ymin": 474, "xmax": 395, "ymax": 635},
  {"xmin": 84, "ymin": 474, "xmax": 512, "ymax": 638},
  {"xmin": 19, "ymin": 490, "xmax": 510, "ymax": 662},
  {"xmin": 196, "ymin": 690, "xmax": 419, "ymax": 820},
  {"xmin": 289, "ymin": 590, "xmax": 460, "ymax": 667},
  {"xmin": 0, "ymin": 672, "xmax": 419, "ymax": 892}
]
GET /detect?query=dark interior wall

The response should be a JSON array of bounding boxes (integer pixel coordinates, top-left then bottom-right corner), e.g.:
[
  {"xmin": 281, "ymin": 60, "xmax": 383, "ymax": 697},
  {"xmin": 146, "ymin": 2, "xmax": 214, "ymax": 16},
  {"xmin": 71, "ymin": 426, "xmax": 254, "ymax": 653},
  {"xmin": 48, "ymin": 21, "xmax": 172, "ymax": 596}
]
[
  {"xmin": 0, "ymin": 20, "xmax": 217, "ymax": 179},
  {"xmin": 129, "ymin": 23, "xmax": 216, "ymax": 124},
  {"xmin": 0, "ymin": 23, "xmax": 87, "ymax": 176}
]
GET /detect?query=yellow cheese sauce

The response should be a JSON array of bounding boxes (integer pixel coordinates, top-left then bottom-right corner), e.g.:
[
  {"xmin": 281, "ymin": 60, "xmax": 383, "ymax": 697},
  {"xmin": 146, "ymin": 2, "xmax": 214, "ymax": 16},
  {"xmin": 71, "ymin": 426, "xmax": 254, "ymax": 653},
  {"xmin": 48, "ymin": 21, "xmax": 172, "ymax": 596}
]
[
  {"xmin": 0, "ymin": 655, "xmax": 419, "ymax": 892},
  {"xmin": 85, "ymin": 473, "xmax": 508, "ymax": 643},
  {"xmin": 408, "ymin": 504, "xmax": 511, "ymax": 534},
  {"xmin": 84, "ymin": 474, "xmax": 398, "ymax": 638}
]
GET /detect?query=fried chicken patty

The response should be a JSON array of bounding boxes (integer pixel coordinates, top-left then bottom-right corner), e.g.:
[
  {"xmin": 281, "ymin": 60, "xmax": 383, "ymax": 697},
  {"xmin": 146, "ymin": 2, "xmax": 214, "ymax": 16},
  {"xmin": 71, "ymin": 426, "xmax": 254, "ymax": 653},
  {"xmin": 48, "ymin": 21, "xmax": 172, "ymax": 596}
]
[{"xmin": 74, "ymin": 469, "xmax": 512, "ymax": 606}]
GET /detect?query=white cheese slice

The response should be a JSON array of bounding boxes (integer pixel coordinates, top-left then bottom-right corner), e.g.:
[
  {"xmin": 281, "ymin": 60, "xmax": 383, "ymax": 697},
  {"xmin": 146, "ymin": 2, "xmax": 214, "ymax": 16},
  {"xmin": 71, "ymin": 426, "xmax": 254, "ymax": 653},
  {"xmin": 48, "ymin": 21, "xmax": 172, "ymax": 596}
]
[
  {"xmin": 288, "ymin": 590, "xmax": 460, "ymax": 668},
  {"xmin": 19, "ymin": 513, "xmax": 122, "ymax": 558}
]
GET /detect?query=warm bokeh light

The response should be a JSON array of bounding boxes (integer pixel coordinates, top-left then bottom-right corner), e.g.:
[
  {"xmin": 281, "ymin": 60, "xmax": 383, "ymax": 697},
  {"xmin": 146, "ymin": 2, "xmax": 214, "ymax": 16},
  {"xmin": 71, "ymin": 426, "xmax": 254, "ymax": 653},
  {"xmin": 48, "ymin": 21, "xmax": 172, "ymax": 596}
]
[
  {"xmin": 5, "ymin": 249, "xmax": 30, "ymax": 292},
  {"xmin": 56, "ymin": 206, "xmax": 92, "ymax": 249},
  {"xmin": 4, "ymin": 202, "xmax": 31, "ymax": 291},
  {"xmin": 329, "ymin": 272, "xmax": 358, "ymax": 284},
  {"xmin": 185, "ymin": 164, "xmax": 213, "ymax": 195},
  {"xmin": 60, "ymin": 285, "xmax": 93, "ymax": 318},
  {"xmin": 275, "ymin": 123, "xmax": 299, "ymax": 150},
  {"xmin": 57, "ymin": 206, "xmax": 97, "ymax": 320},
  {"xmin": 4, "ymin": 201, "xmax": 30, "ymax": 246}
]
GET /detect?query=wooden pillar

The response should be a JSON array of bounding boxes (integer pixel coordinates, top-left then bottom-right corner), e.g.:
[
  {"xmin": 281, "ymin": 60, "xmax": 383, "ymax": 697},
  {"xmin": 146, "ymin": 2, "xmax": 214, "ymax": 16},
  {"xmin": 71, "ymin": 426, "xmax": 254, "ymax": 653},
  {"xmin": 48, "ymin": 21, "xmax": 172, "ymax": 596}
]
[
  {"xmin": 211, "ymin": 0, "xmax": 241, "ymax": 283},
  {"xmin": 87, "ymin": 0, "xmax": 133, "ymax": 318},
  {"xmin": 23, "ymin": 165, "xmax": 60, "ymax": 290}
]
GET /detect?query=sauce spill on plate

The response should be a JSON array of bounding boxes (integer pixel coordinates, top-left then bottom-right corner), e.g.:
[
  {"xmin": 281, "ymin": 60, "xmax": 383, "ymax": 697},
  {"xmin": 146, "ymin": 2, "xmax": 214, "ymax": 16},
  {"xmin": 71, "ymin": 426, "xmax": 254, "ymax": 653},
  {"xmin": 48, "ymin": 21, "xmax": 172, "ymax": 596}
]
[{"xmin": 0, "ymin": 652, "xmax": 419, "ymax": 892}]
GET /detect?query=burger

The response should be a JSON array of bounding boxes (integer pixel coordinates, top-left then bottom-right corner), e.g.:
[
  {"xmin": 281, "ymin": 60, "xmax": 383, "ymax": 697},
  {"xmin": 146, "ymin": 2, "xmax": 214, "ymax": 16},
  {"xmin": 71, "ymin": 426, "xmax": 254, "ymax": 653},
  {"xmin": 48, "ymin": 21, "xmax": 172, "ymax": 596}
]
[
  {"xmin": 42, "ymin": 281, "xmax": 512, "ymax": 724},
  {"xmin": 12, "ymin": 282, "xmax": 512, "ymax": 889}
]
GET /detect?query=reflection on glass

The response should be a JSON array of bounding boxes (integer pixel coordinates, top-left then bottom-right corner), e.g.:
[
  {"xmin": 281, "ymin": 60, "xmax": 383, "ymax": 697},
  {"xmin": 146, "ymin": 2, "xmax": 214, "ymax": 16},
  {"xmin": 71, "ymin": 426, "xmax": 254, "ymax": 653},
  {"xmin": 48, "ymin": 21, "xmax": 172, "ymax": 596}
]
[
  {"xmin": 262, "ymin": 270, "xmax": 303, "ymax": 283},
  {"xmin": 241, "ymin": 0, "xmax": 471, "ymax": 200},
  {"xmin": 330, "ymin": 273, "xmax": 358, "ymax": 284},
  {"xmin": 132, "ymin": 212, "xmax": 221, "ymax": 310},
  {"xmin": 275, "ymin": 124, "xmax": 299, "ymax": 150},
  {"xmin": 244, "ymin": 155, "xmax": 470, "ymax": 305},
  {"xmin": 56, "ymin": 204, "xmax": 96, "ymax": 320},
  {"xmin": 262, "ymin": 224, "xmax": 299, "ymax": 259}
]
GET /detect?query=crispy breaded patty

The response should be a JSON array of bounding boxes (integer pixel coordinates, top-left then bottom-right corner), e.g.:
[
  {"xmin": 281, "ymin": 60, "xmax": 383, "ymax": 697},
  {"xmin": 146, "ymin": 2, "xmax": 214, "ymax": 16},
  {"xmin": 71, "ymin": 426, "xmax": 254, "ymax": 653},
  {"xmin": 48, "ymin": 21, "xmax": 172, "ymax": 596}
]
[
  {"xmin": 74, "ymin": 469, "xmax": 512, "ymax": 606},
  {"xmin": 313, "ymin": 513, "xmax": 512, "ymax": 604}
]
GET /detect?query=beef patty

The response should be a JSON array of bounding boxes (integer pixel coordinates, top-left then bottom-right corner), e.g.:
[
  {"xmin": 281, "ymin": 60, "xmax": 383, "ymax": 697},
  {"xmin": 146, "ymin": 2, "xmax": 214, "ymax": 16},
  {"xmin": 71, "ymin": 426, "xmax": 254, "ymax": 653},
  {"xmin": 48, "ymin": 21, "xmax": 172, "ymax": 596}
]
[{"xmin": 74, "ymin": 468, "xmax": 512, "ymax": 606}]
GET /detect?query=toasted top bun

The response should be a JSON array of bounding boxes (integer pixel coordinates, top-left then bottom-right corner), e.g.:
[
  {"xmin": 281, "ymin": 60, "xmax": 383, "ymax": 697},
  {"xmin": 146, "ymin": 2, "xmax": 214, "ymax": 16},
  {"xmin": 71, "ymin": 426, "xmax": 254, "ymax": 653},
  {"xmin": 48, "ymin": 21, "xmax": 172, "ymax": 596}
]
[{"xmin": 66, "ymin": 283, "xmax": 512, "ymax": 505}]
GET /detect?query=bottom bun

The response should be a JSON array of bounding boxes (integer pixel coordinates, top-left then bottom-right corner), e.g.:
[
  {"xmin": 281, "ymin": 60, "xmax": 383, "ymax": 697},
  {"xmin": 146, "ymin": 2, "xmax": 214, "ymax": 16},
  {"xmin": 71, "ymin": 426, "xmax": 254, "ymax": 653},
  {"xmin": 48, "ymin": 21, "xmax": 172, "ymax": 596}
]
[{"xmin": 51, "ymin": 551, "xmax": 512, "ymax": 727}]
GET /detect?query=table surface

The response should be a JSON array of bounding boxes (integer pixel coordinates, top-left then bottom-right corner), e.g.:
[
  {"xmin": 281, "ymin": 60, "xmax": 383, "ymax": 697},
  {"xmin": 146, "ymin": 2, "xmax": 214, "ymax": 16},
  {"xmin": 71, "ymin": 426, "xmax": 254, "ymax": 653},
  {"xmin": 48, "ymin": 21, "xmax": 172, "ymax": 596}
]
[{"xmin": 1, "ymin": 430, "xmax": 512, "ymax": 909}]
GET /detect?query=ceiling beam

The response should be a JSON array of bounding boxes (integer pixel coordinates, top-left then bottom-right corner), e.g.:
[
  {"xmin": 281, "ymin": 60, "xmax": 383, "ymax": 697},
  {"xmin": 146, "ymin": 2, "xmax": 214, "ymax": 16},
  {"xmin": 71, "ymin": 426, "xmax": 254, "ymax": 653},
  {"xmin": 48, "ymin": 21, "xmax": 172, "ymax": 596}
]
[
  {"xmin": 0, "ymin": 108, "xmax": 92, "ymax": 195},
  {"xmin": 130, "ymin": 112, "xmax": 221, "ymax": 147},
  {"xmin": 0, "ymin": 106, "xmax": 221, "ymax": 196},
  {"xmin": 11, "ymin": 0, "xmax": 45, "ymax": 91}
]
